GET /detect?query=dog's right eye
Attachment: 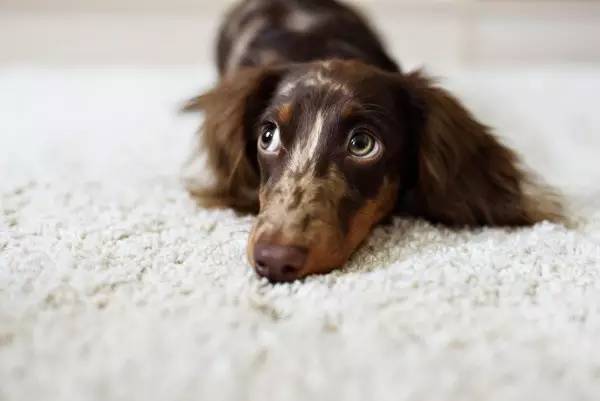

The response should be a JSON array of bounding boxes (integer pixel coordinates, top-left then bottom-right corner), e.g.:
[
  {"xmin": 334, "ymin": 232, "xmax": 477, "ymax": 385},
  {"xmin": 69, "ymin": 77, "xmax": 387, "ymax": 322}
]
[
  {"xmin": 347, "ymin": 129, "xmax": 383, "ymax": 161},
  {"xmin": 259, "ymin": 122, "xmax": 281, "ymax": 153}
]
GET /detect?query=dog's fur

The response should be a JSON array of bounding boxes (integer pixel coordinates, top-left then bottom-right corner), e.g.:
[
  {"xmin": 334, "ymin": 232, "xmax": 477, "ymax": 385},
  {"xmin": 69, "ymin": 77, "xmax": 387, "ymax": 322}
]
[{"xmin": 184, "ymin": 0, "xmax": 562, "ymax": 282}]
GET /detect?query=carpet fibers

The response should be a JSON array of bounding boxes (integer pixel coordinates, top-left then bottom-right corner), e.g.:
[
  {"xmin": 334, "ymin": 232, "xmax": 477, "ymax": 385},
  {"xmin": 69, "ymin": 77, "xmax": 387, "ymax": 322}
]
[{"xmin": 1, "ymin": 67, "xmax": 600, "ymax": 401}]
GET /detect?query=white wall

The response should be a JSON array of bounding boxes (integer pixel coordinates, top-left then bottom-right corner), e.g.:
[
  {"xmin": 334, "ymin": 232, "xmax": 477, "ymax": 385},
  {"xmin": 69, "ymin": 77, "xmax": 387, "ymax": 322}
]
[{"xmin": 1, "ymin": 1, "xmax": 600, "ymax": 70}]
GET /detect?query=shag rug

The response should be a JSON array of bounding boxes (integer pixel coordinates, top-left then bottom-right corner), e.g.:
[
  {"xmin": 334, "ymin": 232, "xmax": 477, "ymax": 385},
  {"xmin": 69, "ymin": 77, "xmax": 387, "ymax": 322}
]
[{"xmin": 1, "ymin": 66, "xmax": 600, "ymax": 401}]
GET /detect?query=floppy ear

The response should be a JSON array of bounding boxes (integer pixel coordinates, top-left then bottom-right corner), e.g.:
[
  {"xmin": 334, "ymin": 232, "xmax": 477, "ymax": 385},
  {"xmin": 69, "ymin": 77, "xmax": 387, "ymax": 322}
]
[
  {"xmin": 182, "ymin": 66, "xmax": 287, "ymax": 214},
  {"xmin": 399, "ymin": 70, "xmax": 562, "ymax": 226}
]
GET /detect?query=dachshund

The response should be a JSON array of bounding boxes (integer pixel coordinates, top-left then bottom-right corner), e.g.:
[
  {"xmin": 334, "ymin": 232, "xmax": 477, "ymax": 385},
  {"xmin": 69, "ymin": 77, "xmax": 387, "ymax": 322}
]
[{"xmin": 183, "ymin": 0, "xmax": 562, "ymax": 283}]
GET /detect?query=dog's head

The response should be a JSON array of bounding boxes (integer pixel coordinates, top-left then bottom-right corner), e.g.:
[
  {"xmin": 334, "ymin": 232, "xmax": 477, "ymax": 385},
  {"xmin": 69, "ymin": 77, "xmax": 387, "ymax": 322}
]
[{"xmin": 185, "ymin": 60, "xmax": 561, "ymax": 282}]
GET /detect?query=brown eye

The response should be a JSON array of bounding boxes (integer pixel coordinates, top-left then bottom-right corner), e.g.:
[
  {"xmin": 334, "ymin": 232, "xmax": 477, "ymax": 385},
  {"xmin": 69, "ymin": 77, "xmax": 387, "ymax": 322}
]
[
  {"xmin": 259, "ymin": 122, "xmax": 281, "ymax": 153},
  {"xmin": 348, "ymin": 131, "xmax": 380, "ymax": 159}
]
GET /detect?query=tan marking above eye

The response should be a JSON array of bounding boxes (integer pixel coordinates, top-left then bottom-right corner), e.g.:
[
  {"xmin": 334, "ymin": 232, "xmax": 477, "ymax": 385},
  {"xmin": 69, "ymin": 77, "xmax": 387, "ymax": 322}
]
[{"xmin": 277, "ymin": 103, "xmax": 293, "ymax": 124}]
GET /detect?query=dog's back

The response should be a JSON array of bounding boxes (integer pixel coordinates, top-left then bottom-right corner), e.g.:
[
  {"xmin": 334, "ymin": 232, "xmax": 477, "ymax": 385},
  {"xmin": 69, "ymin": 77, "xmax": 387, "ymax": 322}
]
[{"xmin": 217, "ymin": 0, "xmax": 399, "ymax": 75}]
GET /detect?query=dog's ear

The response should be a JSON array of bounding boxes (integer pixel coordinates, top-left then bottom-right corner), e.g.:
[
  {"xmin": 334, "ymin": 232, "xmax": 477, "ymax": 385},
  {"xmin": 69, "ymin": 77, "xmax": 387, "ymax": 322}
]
[
  {"xmin": 182, "ymin": 66, "xmax": 288, "ymax": 214},
  {"xmin": 397, "ymin": 70, "xmax": 562, "ymax": 226}
]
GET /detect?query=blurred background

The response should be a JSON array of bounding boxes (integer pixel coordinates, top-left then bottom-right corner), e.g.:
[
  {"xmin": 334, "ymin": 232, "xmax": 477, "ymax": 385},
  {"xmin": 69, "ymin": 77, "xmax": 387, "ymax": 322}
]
[{"xmin": 2, "ymin": 0, "xmax": 600, "ymax": 71}]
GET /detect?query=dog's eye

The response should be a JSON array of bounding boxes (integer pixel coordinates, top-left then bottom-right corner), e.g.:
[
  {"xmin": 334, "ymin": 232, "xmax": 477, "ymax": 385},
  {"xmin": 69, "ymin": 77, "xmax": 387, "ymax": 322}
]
[
  {"xmin": 259, "ymin": 122, "xmax": 281, "ymax": 153},
  {"xmin": 348, "ymin": 130, "xmax": 381, "ymax": 159}
]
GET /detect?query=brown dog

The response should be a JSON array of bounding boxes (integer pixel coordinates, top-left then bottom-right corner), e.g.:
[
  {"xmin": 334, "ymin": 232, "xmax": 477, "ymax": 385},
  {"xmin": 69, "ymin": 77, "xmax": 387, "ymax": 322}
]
[{"xmin": 184, "ymin": 0, "xmax": 562, "ymax": 282}]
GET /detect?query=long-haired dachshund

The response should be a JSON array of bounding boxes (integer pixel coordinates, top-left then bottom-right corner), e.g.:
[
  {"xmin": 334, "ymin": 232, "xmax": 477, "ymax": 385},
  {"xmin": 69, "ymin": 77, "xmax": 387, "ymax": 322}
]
[{"xmin": 184, "ymin": 0, "xmax": 562, "ymax": 283}]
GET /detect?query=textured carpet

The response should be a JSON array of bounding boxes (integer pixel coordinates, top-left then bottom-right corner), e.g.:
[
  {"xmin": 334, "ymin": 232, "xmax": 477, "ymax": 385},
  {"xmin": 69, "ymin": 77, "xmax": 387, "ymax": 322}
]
[{"xmin": 1, "ymin": 66, "xmax": 600, "ymax": 401}]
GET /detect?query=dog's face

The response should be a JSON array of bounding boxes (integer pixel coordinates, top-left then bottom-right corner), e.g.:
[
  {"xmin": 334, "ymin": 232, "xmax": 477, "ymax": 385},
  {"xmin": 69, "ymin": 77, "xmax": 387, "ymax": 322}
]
[
  {"xmin": 249, "ymin": 61, "xmax": 416, "ymax": 281},
  {"xmin": 185, "ymin": 60, "xmax": 561, "ymax": 283}
]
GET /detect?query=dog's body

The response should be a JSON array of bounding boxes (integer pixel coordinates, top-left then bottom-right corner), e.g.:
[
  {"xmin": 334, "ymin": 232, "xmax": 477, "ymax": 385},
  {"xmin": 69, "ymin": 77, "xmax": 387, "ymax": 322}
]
[
  {"xmin": 216, "ymin": 0, "xmax": 399, "ymax": 75},
  {"xmin": 185, "ymin": 0, "xmax": 562, "ymax": 282}
]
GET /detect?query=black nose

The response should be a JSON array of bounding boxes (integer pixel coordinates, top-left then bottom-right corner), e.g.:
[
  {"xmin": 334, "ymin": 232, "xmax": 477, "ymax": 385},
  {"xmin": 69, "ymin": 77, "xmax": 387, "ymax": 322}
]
[{"xmin": 253, "ymin": 243, "xmax": 308, "ymax": 283}]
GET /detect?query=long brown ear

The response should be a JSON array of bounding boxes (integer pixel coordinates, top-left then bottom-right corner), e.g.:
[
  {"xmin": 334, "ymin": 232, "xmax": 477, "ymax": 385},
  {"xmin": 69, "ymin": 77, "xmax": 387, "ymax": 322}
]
[
  {"xmin": 400, "ymin": 70, "xmax": 562, "ymax": 226},
  {"xmin": 182, "ymin": 66, "xmax": 287, "ymax": 214}
]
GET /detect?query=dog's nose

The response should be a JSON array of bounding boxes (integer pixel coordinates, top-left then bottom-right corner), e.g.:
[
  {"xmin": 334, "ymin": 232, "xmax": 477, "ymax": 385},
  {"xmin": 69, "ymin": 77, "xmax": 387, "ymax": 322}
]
[{"xmin": 253, "ymin": 243, "xmax": 308, "ymax": 283}]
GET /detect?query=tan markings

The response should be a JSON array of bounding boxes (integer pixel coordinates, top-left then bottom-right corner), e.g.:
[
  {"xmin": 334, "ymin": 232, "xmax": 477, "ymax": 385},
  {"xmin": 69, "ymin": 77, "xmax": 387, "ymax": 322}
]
[
  {"xmin": 341, "ymin": 103, "xmax": 356, "ymax": 119},
  {"xmin": 250, "ymin": 165, "xmax": 345, "ymax": 236},
  {"xmin": 249, "ymin": 165, "xmax": 393, "ymax": 278},
  {"xmin": 345, "ymin": 179, "xmax": 398, "ymax": 256},
  {"xmin": 304, "ymin": 177, "xmax": 400, "ymax": 276},
  {"xmin": 288, "ymin": 110, "xmax": 325, "ymax": 173},
  {"xmin": 277, "ymin": 103, "xmax": 293, "ymax": 124}
]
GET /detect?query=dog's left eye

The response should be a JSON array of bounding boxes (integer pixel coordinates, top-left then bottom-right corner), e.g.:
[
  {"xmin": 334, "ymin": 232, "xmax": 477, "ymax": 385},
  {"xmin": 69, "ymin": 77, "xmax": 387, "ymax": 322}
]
[
  {"xmin": 347, "ymin": 130, "xmax": 382, "ymax": 159},
  {"xmin": 259, "ymin": 122, "xmax": 281, "ymax": 153}
]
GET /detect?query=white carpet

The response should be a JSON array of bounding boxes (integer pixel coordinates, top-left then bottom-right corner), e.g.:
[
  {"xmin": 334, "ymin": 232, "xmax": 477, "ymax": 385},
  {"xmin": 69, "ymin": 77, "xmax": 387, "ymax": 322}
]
[{"xmin": 1, "ymin": 66, "xmax": 600, "ymax": 401}]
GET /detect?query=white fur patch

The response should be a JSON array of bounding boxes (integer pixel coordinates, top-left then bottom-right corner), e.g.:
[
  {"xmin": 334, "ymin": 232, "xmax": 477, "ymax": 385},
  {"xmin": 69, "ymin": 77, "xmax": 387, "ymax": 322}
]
[
  {"xmin": 285, "ymin": 10, "xmax": 321, "ymax": 33},
  {"xmin": 278, "ymin": 81, "xmax": 298, "ymax": 97},
  {"xmin": 288, "ymin": 111, "xmax": 325, "ymax": 173},
  {"xmin": 306, "ymin": 111, "xmax": 325, "ymax": 158},
  {"xmin": 303, "ymin": 70, "xmax": 351, "ymax": 95}
]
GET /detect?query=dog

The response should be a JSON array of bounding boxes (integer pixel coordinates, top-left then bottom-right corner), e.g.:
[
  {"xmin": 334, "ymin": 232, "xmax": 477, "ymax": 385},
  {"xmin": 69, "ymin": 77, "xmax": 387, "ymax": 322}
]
[{"xmin": 183, "ymin": 0, "xmax": 562, "ymax": 283}]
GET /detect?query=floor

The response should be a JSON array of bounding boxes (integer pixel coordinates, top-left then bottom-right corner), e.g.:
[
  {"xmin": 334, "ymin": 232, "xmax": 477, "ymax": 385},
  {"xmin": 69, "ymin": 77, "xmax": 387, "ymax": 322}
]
[{"xmin": 1, "ymin": 65, "xmax": 600, "ymax": 401}]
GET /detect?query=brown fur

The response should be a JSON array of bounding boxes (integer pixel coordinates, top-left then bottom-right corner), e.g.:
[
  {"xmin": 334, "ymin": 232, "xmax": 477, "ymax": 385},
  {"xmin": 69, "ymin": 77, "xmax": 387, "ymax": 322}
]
[
  {"xmin": 183, "ymin": 66, "xmax": 285, "ymax": 213},
  {"xmin": 401, "ymin": 71, "xmax": 563, "ymax": 226},
  {"xmin": 277, "ymin": 103, "xmax": 294, "ymax": 124}
]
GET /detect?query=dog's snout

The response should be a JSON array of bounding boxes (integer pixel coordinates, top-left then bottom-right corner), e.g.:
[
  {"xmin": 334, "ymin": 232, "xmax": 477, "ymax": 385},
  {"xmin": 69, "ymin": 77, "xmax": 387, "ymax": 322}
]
[{"xmin": 253, "ymin": 243, "xmax": 308, "ymax": 282}]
